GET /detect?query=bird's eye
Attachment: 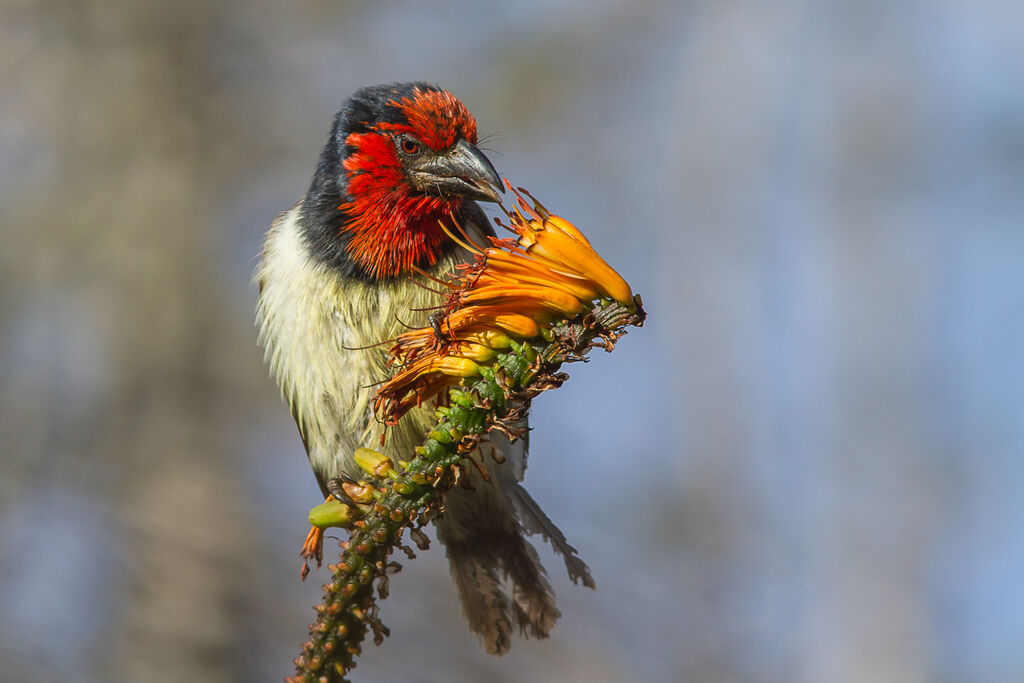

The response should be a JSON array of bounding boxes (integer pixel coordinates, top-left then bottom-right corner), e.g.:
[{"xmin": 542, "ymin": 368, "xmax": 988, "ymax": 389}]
[{"xmin": 400, "ymin": 138, "xmax": 421, "ymax": 155}]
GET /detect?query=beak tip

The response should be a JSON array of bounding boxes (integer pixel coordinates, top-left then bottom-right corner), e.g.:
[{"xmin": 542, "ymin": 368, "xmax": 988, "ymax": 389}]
[
  {"xmin": 478, "ymin": 181, "xmax": 502, "ymax": 204},
  {"xmin": 420, "ymin": 138, "xmax": 505, "ymax": 203}
]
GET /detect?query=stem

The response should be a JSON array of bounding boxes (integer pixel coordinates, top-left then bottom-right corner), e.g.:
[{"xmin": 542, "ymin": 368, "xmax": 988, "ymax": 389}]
[{"xmin": 287, "ymin": 297, "xmax": 645, "ymax": 683}]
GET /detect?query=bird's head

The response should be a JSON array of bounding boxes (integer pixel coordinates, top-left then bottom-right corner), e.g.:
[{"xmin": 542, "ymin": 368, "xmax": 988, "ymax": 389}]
[{"xmin": 302, "ymin": 82, "xmax": 502, "ymax": 280}]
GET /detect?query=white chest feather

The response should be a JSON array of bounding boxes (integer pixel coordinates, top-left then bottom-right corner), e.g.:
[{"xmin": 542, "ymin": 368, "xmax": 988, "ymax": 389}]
[{"xmin": 255, "ymin": 205, "xmax": 467, "ymax": 481}]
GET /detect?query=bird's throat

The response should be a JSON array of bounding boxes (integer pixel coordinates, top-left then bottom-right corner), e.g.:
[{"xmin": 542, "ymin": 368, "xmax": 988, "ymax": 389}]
[
  {"xmin": 337, "ymin": 131, "xmax": 462, "ymax": 280},
  {"xmin": 340, "ymin": 192, "xmax": 460, "ymax": 280}
]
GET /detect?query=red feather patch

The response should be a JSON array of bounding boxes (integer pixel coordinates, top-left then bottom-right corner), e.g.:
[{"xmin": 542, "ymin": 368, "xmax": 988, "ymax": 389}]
[
  {"xmin": 375, "ymin": 87, "xmax": 478, "ymax": 151},
  {"xmin": 340, "ymin": 131, "xmax": 459, "ymax": 279},
  {"xmin": 338, "ymin": 87, "xmax": 479, "ymax": 279}
]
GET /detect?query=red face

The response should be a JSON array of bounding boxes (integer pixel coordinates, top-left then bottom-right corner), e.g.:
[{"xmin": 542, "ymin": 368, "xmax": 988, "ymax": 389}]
[{"xmin": 337, "ymin": 87, "xmax": 500, "ymax": 280}]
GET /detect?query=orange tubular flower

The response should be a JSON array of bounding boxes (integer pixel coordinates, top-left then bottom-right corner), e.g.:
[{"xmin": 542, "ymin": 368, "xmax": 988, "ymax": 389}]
[
  {"xmin": 374, "ymin": 184, "xmax": 634, "ymax": 425},
  {"xmin": 472, "ymin": 254, "xmax": 601, "ymax": 301},
  {"xmin": 459, "ymin": 284, "xmax": 585, "ymax": 317},
  {"xmin": 452, "ymin": 327, "xmax": 513, "ymax": 351},
  {"xmin": 506, "ymin": 195, "xmax": 633, "ymax": 305},
  {"xmin": 445, "ymin": 307, "xmax": 547, "ymax": 337}
]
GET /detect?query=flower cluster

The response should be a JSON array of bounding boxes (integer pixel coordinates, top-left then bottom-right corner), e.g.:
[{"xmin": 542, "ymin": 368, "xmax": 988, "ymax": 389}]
[
  {"xmin": 293, "ymin": 185, "xmax": 644, "ymax": 683},
  {"xmin": 374, "ymin": 184, "xmax": 634, "ymax": 425}
]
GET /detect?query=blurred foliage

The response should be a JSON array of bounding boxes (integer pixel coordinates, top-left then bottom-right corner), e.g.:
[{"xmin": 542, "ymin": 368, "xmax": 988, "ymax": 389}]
[{"xmin": 2, "ymin": 1, "xmax": 1024, "ymax": 682}]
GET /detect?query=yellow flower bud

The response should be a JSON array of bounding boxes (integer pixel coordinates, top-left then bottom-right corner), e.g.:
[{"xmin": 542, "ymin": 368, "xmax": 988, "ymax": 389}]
[{"xmin": 354, "ymin": 447, "xmax": 395, "ymax": 478}]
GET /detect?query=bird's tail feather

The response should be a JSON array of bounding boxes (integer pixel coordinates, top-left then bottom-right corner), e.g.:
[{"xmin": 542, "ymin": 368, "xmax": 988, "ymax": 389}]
[
  {"xmin": 503, "ymin": 530, "xmax": 559, "ymax": 639},
  {"xmin": 508, "ymin": 483, "xmax": 596, "ymax": 589},
  {"xmin": 445, "ymin": 550, "xmax": 514, "ymax": 655},
  {"xmin": 441, "ymin": 528, "xmax": 558, "ymax": 655},
  {"xmin": 436, "ymin": 472, "xmax": 568, "ymax": 655}
]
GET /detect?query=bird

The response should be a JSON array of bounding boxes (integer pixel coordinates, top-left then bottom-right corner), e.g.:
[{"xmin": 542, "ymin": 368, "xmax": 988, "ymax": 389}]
[{"xmin": 255, "ymin": 82, "xmax": 593, "ymax": 655}]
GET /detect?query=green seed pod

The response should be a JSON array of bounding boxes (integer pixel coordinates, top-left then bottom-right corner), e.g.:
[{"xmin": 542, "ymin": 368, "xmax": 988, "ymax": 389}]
[
  {"xmin": 424, "ymin": 440, "xmax": 446, "ymax": 459},
  {"xmin": 428, "ymin": 429, "xmax": 453, "ymax": 444},
  {"xmin": 308, "ymin": 500, "xmax": 352, "ymax": 529},
  {"xmin": 449, "ymin": 390, "xmax": 474, "ymax": 409},
  {"xmin": 445, "ymin": 405, "xmax": 469, "ymax": 425},
  {"xmin": 393, "ymin": 480, "xmax": 416, "ymax": 495}
]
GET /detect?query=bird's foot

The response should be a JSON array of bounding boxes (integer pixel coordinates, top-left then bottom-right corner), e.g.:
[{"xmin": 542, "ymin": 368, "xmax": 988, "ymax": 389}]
[
  {"xmin": 326, "ymin": 473, "xmax": 375, "ymax": 507},
  {"xmin": 428, "ymin": 311, "xmax": 450, "ymax": 344}
]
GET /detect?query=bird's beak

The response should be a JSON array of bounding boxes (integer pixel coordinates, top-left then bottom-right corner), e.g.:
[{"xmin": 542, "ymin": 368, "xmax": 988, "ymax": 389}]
[{"xmin": 407, "ymin": 138, "xmax": 504, "ymax": 203}]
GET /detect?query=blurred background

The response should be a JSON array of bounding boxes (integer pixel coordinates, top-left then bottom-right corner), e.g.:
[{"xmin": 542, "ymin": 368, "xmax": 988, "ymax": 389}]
[{"xmin": 2, "ymin": 1, "xmax": 1023, "ymax": 681}]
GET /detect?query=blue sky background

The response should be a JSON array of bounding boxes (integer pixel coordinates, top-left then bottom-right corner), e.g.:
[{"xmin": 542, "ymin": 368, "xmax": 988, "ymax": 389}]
[{"xmin": 2, "ymin": 1, "xmax": 1023, "ymax": 681}]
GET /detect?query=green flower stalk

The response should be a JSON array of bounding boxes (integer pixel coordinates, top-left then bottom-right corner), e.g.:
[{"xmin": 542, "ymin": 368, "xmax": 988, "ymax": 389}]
[{"xmin": 288, "ymin": 188, "xmax": 645, "ymax": 682}]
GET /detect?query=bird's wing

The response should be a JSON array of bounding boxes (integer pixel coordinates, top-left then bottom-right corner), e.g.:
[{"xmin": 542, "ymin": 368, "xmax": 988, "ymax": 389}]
[{"xmin": 291, "ymin": 402, "xmax": 330, "ymax": 497}]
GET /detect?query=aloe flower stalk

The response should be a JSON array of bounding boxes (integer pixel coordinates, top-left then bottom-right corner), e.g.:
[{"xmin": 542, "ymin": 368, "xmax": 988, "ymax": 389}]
[{"xmin": 289, "ymin": 187, "xmax": 645, "ymax": 683}]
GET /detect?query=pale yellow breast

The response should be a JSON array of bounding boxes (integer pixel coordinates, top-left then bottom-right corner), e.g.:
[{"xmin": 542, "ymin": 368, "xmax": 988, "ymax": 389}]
[{"xmin": 255, "ymin": 204, "xmax": 475, "ymax": 482}]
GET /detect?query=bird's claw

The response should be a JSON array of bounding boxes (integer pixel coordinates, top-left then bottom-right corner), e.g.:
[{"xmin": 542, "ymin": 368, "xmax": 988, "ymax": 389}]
[
  {"xmin": 428, "ymin": 312, "xmax": 449, "ymax": 344},
  {"xmin": 326, "ymin": 474, "xmax": 366, "ymax": 508}
]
